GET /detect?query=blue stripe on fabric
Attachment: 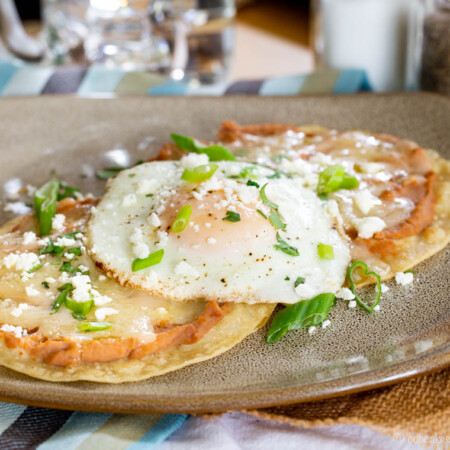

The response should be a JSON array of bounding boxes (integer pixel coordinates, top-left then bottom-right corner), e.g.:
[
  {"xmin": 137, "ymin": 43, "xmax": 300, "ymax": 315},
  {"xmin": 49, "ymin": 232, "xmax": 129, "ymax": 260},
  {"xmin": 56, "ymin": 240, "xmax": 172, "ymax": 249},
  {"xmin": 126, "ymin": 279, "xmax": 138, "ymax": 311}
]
[
  {"xmin": 0, "ymin": 402, "xmax": 27, "ymax": 434},
  {"xmin": 127, "ymin": 414, "xmax": 188, "ymax": 450},
  {"xmin": 0, "ymin": 61, "xmax": 21, "ymax": 94},
  {"xmin": 37, "ymin": 412, "xmax": 112, "ymax": 450},
  {"xmin": 147, "ymin": 80, "xmax": 188, "ymax": 96},
  {"xmin": 259, "ymin": 74, "xmax": 307, "ymax": 96},
  {"xmin": 333, "ymin": 69, "xmax": 373, "ymax": 94},
  {"xmin": 78, "ymin": 66, "xmax": 124, "ymax": 95},
  {"xmin": 1, "ymin": 66, "xmax": 53, "ymax": 97}
]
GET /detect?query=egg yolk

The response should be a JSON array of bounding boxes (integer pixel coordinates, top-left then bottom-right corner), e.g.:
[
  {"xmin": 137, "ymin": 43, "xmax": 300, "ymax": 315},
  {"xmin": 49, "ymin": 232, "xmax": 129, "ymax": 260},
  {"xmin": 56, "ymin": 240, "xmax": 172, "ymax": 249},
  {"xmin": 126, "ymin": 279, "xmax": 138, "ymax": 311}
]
[{"xmin": 158, "ymin": 188, "xmax": 275, "ymax": 255}]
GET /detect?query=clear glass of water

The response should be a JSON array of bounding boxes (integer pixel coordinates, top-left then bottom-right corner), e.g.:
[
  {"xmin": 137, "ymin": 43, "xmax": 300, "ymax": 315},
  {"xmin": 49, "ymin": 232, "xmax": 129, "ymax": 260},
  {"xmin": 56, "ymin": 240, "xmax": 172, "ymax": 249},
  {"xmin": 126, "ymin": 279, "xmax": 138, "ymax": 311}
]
[
  {"xmin": 43, "ymin": 0, "xmax": 170, "ymax": 70},
  {"xmin": 150, "ymin": 0, "xmax": 236, "ymax": 84}
]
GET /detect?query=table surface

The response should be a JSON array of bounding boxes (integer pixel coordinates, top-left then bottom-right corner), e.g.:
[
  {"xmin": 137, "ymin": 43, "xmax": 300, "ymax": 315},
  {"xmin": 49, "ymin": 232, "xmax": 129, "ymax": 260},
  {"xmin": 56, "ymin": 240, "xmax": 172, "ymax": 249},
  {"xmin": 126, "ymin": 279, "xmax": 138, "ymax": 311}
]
[{"xmin": 20, "ymin": 0, "xmax": 313, "ymax": 81}]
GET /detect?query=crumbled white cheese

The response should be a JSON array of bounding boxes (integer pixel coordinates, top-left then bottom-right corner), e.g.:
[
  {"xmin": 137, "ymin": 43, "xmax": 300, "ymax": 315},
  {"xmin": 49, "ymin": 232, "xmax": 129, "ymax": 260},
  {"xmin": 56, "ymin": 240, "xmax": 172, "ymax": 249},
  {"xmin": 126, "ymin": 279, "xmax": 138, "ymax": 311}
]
[
  {"xmin": 146, "ymin": 270, "xmax": 158, "ymax": 283},
  {"xmin": 348, "ymin": 300, "xmax": 357, "ymax": 308},
  {"xmin": 207, "ymin": 237, "xmax": 216, "ymax": 245},
  {"xmin": 373, "ymin": 305, "xmax": 380, "ymax": 312},
  {"xmin": 52, "ymin": 214, "xmax": 66, "ymax": 231},
  {"xmin": 59, "ymin": 272, "xmax": 70, "ymax": 283},
  {"xmin": 95, "ymin": 307, "xmax": 118, "ymax": 321},
  {"xmin": 11, "ymin": 308, "xmax": 23, "ymax": 317},
  {"xmin": 64, "ymin": 252, "xmax": 75, "ymax": 260},
  {"xmin": 45, "ymin": 277, "xmax": 56, "ymax": 284},
  {"xmin": 193, "ymin": 225, "xmax": 200, "ymax": 233},
  {"xmin": 174, "ymin": 261, "xmax": 200, "ymax": 279},
  {"xmin": 156, "ymin": 230, "xmax": 168, "ymax": 248},
  {"xmin": 1, "ymin": 324, "xmax": 27, "ymax": 338},
  {"xmin": 92, "ymin": 292, "xmax": 113, "ymax": 306},
  {"xmin": 98, "ymin": 275, "xmax": 107, "ymax": 282},
  {"xmin": 395, "ymin": 271, "xmax": 414, "ymax": 285},
  {"xmin": 25, "ymin": 286, "xmax": 39, "ymax": 297},
  {"xmin": 205, "ymin": 222, "xmax": 211, "ymax": 228},
  {"xmin": 359, "ymin": 162, "xmax": 384, "ymax": 174},
  {"xmin": 77, "ymin": 265, "xmax": 89, "ymax": 273},
  {"xmin": 69, "ymin": 274, "xmax": 92, "ymax": 302},
  {"xmin": 321, "ymin": 319, "xmax": 331, "ymax": 329},
  {"xmin": 336, "ymin": 287, "xmax": 355, "ymax": 300},
  {"xmin": 148, "ymin": 212, "xmax": 161, "ymax": 227},
  {"xmin": 353, "ymin": 190, "xmax": 382, "ymax": 215},
  {"xmin": 4, "ymin": 201, "xmax": 31, "ymax": 215},
  {"xmin": 180, "ymin": 153, "xmax": 209, "ymax": 168},
  {"xmin": 353, "ymin": 217, "xmax": 386, "ymax": 239},
  {"xmin": 308, "ymin": 326, "xmax": 317, "ymax": 335},
  {"xmin": 122, "ymin": 193, "xmax": 137, "ymax": 207},
  {"xmin": 133, "ymin": 242, "xmax": 150, "ymax": 259},
  {"xmin": 55, "ymin": 236, "xmax": 76, "ymax": 247},
  {"xmin": 2, "ymin": 252, "xmax": 40, "ymax": 273},
  {"xmin": 22, "ymin": 231, "xmax": 37, "ymax": 245},
  {"xmin": 381, "ymin": 283, "xmax": 389, "ymax": 293},
  {"xmin": 137, "ymin": 179, "xmax": 158, "ymax": 195}
]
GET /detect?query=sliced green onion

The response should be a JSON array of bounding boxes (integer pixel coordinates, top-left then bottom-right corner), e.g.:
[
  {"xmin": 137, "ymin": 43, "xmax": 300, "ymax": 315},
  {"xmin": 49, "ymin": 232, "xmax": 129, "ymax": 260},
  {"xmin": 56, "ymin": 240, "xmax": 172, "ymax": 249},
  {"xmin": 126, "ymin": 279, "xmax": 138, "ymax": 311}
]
[
  {"xmin": 240, "ymin": 166, "xmax": 258, "ymax": 179},
  {"xmin": 50, "ymin": 283, "xmax": 73, "ymax": 313},
  {"xmin": 181, "ymin": 164, "xmax": 218, "ymax": 183},
  {"xmin": 247, "ymin": 180, "xmax": 260, "ymax": 188},
  {"xmin": 68, "ymin": 247, "xmax": 82, "ymax": 256},
  {"xmin": 27, "ymin": 263, "xmax": 42, "ymax": 274},
  {"xmin": 273, "ymin": 232, "xmax": 299, "ymax": 256},
  {"xmin": 59, "ymin": 261, "xmax": 76, "ymax": 274},
  {"xmin": 77, "ymin": 322, "xmax": 111, "ymax": 332},
  {"xmin": 294, "ymin": 276, "xmax": 306, "ymax": 288},
  {"xmin": 267, "ymin": 293, "xmax": 335, "ymax": 343},
  {"xmin": 222, "ymin": 210, "xmax": 241, "ymax": 223},
  {"xmin": 132, "ymin": 249, "xmax": 164, "ymax": 272},
  {"xmin": 317, "ymin": 165, "xmax": 359, "ymax": 197},
  {"xmin": 171, "ymin": 205, "xmax": 192, "ymax": 233},
  {"xmin": 269, "ymin": 210, "xmax": 286, "ymax": 230},
  {"xmin": 65, "ymin": 296, "xmax": 93, "ymax": 317},
  {"xmin": 317, "ymin": 243, "xmax": 334, "ymax": 260},
  {"xmin": 170, "ymin": 134, "xmax": 236, "ymax": 161},
  {"xmin": 259, "ymin": 183, "xmax": 279, "ymax": 210},
  {"xmin": 256, "ymin": 209, "xmax": 267, "ymax": 219},
  {"xmin": 347, "ymin": 260, "xmax": 382, "ymax": 313},
  {"xmin": 34, "ymin": 178, "xmax": 59, "ymax": 236}
]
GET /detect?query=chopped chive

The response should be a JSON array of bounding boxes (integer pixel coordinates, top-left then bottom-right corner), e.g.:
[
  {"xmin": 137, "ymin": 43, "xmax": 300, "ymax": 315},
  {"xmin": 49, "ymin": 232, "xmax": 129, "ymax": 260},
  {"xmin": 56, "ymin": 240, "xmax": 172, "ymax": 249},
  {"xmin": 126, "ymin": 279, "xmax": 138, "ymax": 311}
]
[
  {"xmin": 404, "ymin": 269, "xmax": 416, "ymax": 274},
  {"xmin": 59, "ymin": 261, "xmax": 76, "ymax": 274},
  {"xmin": 65, "ymin": 296, "xmax": 93, "ymax": 317},
  {"xmin": 171, "ymin": 205, "xmax": 192, "ymax": 233},
  {"xmin": 27, "ymin": 263, "xmax": 42, "ymax": 274},
  {"xmin": 268, "ymin": 209, "xmax": 286, "ymax": 230},
  {"xmin": 50, "ymin": 283, "xmax": 73, "ymax": 313},
  {"xmin": 77, "ymin": 322, "xmax": 111, "ymax": 332},
  {"xmin": 273, "ymin": 232, "xmax": 299, "ymax": 256},
  {"xmin": 317, "ymin": 243, "xmax": 334, "ymax": 260},
  {"xmin": 222, "ymin": 210, "xmax": 241, "ymax": 223},
  {"xmin": 246, "ymin": 179, "xmax": 260, "ymax": 188},
  {"xmin": 41, "ymin": 281, "xmax": 50, "ymax": 289},
  {"xmin": 267, "ymin": 293, "xmax": 335, "ymax": 343},
  {"xmin": 58, "ymin": 181, "xmax": 81, "ymax": 200},
  {"xmin": 132, "ymin": 249, "xmax": 164, "ymax": 272},
  {"xmin": 285, "ymin": 276, "xmax": 290, "ymax": 281},
  {"xmin": 68, "ymin": 247, "xmax": 82, "ymax": 256},
  {"xmin": 181, "ymin": 164, "xmax": 218, "ymax": 183},
  {"xmin": 34, "ymin": 178, "xmax": 59, "ymax": 236},
  {"xmin": 39, "ymin": 238, "xmax": 65, "ymax": 257},
  {"xmin": 259, "ymin": 183, "xmax": 279, "ymax": 210},
  {"xmin": 347, "ymin": 260, "xmax": 382, "ymax": 313},
  {"xmin": 294, "ymin": 276, "xmax": 306, "ymax": 287},
  {"xmin": 317, "ymin": 165, "xmax": 359, "ymax": 196},
  {"xmin": 171, "ymin": 134, "xmax": 236, "ymax": 161},
  {"xmin": 256, "ymin": 209, "xmax": 267, "ymax": 219}
]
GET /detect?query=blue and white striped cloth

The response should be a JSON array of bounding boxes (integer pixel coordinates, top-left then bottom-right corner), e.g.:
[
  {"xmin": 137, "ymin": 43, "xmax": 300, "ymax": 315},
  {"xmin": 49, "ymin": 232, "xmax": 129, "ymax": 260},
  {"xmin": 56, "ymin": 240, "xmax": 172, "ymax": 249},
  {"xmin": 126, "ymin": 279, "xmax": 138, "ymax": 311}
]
[{"xmin": 0, "ymin": 402, "xmax": 187, "ymax": 449}]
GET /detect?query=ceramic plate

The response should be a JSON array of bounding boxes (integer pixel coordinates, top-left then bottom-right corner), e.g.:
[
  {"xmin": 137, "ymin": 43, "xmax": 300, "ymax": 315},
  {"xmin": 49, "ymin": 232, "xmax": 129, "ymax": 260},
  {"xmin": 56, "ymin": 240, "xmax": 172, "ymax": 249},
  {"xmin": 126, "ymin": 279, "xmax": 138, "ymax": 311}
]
[{"xmin": 0, "ymin": 93, "xmax": 448, "ymax": 413}]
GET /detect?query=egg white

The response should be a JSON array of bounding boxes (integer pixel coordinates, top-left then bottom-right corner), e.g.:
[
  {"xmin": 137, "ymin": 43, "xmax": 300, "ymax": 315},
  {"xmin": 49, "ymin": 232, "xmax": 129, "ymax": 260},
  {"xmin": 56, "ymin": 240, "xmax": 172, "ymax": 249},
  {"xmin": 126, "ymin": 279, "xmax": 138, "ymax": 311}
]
[{"xmin": 86, "ymin": 158, "xmax": 351, "ymax": 304}]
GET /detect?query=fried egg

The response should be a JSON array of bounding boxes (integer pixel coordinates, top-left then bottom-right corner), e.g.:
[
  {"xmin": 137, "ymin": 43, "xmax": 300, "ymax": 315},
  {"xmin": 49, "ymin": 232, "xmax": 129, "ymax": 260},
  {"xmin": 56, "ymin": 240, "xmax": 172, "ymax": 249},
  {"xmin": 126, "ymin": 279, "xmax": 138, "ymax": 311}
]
[{"xmin": 86, "ymin": 155, "xmax": 351, "ymax": 304}]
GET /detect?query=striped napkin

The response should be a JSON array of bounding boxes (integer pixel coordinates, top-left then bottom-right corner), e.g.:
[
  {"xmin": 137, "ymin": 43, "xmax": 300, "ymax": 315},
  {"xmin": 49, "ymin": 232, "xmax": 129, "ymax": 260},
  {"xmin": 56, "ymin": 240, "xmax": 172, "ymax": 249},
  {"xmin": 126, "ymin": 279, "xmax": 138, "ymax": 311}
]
[
  {"xmin": 0, "ymin": 402, "xmax": 187, "ymax": 449},
  {"xmin": 0, "ymin": 60, "xmax": 372, "ymax": 96},
  {"xmin": 0, "ymin": 59, "xmax": 372, "ymax": 449}
]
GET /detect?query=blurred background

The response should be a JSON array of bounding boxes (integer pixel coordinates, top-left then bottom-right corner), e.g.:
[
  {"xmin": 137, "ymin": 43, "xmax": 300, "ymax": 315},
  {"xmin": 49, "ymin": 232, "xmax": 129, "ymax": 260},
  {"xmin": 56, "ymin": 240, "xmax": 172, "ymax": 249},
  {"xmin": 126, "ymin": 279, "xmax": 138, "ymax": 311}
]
[{"xmin": 2, "ymin": 0, "xmax": 450, "ymax": 94}]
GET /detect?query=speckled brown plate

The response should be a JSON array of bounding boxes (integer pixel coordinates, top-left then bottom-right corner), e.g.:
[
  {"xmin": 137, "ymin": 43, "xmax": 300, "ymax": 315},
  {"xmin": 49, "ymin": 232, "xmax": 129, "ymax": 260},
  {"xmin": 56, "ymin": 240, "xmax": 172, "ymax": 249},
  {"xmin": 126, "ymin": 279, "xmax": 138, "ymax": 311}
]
[{"xmin": 0, "ymin": 93, "xmax": 448, "ymax": 413}]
